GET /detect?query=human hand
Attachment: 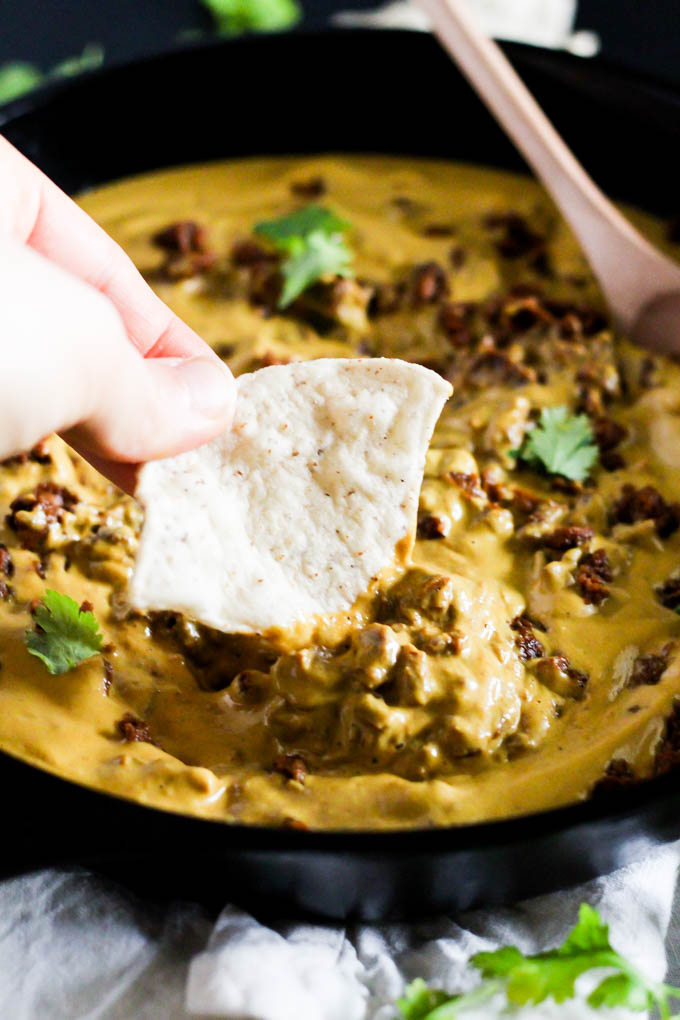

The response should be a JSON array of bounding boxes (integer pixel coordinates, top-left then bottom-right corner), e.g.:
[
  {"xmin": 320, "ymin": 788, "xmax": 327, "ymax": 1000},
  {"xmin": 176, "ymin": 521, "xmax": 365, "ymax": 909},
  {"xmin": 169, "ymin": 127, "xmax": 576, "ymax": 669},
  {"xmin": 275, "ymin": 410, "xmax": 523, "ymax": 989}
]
[{"xmin": 0, "ymin": 136, "xmax": 236, "ymax": 492}]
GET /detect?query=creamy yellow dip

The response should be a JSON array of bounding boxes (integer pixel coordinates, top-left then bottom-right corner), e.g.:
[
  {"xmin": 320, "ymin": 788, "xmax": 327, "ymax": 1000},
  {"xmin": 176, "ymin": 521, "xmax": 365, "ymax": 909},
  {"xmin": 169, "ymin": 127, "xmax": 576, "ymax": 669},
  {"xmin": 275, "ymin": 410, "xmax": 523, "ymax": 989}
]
[{"xmin": 1, "ymin": 155, "xmax": 680, "ymax": 831}]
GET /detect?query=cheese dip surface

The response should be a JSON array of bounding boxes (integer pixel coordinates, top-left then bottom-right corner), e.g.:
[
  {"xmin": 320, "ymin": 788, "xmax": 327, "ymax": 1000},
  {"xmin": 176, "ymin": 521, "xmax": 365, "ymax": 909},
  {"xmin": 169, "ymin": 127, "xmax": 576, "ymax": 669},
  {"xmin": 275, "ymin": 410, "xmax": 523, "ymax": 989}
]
[{"xmin": 1, "ymin": 155, "xmax": 680, "ymax": 831}]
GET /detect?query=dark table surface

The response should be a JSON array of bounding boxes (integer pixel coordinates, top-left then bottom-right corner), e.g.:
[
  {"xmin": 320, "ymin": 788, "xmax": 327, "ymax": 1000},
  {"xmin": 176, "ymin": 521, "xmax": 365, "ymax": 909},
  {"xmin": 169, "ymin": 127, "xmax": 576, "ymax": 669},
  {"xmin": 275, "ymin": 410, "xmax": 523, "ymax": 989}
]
[{"xmin": 0, "ymin": 0, "xmax": 679, "ymax": 87}]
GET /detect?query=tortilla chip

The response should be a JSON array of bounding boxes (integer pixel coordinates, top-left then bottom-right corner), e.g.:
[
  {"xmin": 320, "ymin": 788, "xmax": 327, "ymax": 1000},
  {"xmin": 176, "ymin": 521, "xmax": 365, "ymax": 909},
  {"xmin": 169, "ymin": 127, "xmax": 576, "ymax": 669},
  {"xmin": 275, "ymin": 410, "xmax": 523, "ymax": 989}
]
[{"xmin": 129, "ymin": 358, "xmax": 452, "ymax": 633}]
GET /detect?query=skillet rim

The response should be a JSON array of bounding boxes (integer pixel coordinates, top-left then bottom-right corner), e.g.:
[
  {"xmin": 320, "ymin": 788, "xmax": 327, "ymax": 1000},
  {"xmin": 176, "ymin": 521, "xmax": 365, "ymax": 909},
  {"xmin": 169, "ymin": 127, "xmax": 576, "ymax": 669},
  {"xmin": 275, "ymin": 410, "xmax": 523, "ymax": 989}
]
[
  {"xmin": 2, "ymin": 26, "xmax": 680, "ymax": 133},
  {"xmin": 1, "ymin": 26, "xmax": 679, "ymax": 863}
]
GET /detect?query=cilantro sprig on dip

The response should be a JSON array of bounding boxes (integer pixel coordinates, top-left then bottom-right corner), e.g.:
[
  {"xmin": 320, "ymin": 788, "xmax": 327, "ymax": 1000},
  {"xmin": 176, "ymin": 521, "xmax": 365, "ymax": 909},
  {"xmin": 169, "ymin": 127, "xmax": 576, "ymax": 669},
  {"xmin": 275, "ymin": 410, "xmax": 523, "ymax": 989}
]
[
  {"xmin": 398, "ymin": 904, "xmax": 680, "ymax": 1019},
  {"xmin": 512, "ymin": 405, "xmax": 599, "ymax": 482},
  {"xmin": 254, "ymin": 205, "xmax": 354, "ymax": 307},
  {"xmin": 25, "ymin": 590, "xmax": 103, "ymax": 675}
]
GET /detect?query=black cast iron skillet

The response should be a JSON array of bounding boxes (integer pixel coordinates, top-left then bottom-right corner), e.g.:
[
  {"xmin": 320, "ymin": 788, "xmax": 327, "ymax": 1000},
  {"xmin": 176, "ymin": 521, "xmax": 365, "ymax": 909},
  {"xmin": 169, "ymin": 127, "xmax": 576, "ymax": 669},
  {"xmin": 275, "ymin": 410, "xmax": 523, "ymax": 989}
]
[{"xmin": 2, "ymin": 29, "xmax": 680, "ymax": 922}]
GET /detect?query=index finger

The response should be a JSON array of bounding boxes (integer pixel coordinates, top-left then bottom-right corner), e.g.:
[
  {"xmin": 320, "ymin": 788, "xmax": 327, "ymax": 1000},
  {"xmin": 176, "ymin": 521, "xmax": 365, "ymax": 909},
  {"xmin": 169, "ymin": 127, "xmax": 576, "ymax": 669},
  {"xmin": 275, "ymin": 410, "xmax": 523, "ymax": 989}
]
[{"xmin": 0, "ymin": 134, "xmax": 212, "ymax": 360}]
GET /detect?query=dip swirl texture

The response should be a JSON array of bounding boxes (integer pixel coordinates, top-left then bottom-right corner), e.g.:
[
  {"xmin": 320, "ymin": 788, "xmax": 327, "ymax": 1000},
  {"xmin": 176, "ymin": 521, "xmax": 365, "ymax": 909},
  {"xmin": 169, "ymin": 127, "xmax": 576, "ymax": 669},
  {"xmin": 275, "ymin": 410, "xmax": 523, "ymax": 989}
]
[{"xmin": 1, "ymin": 155, "xmax": 680, "ymax": 830}]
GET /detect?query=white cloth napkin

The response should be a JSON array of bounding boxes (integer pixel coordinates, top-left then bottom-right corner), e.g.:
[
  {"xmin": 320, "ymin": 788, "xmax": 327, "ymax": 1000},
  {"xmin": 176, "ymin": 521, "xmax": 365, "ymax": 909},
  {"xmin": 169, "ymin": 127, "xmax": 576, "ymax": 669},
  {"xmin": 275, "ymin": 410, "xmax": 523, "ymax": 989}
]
[
  {"xmin": 333, "ymin": 0, "xmax": 600, "ymax": 57},
  {"xmin": 0, "ymin": 840, "xmax": 677, "ymax": 1019},
  {"xmin": 186, "ymin": 841, "xmax": 680, "ymax": 1019}
]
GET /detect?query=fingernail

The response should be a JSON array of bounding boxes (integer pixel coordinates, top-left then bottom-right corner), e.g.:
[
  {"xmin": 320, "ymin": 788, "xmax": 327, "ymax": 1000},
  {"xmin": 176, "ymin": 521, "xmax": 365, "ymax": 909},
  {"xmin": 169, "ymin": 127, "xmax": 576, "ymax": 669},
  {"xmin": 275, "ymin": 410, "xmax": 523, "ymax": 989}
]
[{"xmin": 177, "ymin": 357, "xmax": 235, "ymax": 421}]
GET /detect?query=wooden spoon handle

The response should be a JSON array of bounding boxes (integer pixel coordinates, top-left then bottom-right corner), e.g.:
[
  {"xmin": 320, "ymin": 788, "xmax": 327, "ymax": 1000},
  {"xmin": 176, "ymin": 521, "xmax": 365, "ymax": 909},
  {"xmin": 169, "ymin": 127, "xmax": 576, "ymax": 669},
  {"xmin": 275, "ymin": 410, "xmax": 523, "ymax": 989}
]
[{"xmin": 417, "ymin": 0, "xmax": 679, "ymax": 329}]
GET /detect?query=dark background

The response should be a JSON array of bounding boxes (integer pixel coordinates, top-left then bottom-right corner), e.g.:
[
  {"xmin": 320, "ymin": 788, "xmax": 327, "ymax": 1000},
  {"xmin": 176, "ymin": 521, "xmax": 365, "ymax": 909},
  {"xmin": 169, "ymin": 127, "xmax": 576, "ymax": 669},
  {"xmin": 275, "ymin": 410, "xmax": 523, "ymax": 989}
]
[{"xmin": 0, "ymin": 0, "xmax": 679, "ymax": 85}]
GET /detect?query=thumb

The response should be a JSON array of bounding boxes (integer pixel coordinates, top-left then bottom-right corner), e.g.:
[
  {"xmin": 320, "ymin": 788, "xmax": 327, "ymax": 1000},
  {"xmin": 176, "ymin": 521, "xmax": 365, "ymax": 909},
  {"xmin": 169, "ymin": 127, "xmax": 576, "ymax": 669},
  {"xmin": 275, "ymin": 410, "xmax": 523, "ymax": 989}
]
[
  {"xmin": 0, "ymin": 237, "xmax": 235, "ymax": 472},
  {"xmin": 69, "ymin": 353, "xmax": 236, "ymax": 464}
]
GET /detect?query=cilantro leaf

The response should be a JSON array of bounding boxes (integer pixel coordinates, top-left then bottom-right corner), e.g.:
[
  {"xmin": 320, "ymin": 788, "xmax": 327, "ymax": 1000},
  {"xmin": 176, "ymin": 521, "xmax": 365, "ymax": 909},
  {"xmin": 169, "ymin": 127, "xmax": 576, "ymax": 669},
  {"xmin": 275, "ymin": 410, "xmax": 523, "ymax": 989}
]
[
  {"xmin": 474, "ymin": 905, "xmax": 616, "ymax": 1005},
  {"xmin": 397, "ymin": 978, "xmax": 501, "ymax": 1020},
  {"xmin": 396, "ymin": 903, "xmax": 680, "ymax": 1019},
  {"xmin": 0, "ymin": 62, "xmax": 44, "ymax": 104},
  {"xmin": 471, "ymin": 945, "xmax": 523, "ymax": 977},
  {"xmin": 558, "ymin": 902, "xmax": 611, "ymax": 954},
  {"xmin": 254, "ymin": 205, "xmax": 354, "ymax": 308},
  {"xmin": 255, "ymin": 205, "xmax": 349, "ymax": 249},
  {"xmin": 587, "ymin": 973, "xmax": 652, "ymax": 1011},
  {"xmin": 424, "ymin": 982, "xmax": 502, "ymax": 1019},
  {"xmin": 25, "ymin": 590, "xmax": 103, "ymax": 675},
  {"xmin": 200, "ymin": 0, "xmax": 301, "ymax": 35},
  {"xmin": 475, "ymin": 904, "xmax": 680, "ymax": 1016},
  {"xmin": 279, "ymin": 230, "xmax": 353, "ymax": 306},
  {"xmin": 513, "ymin": 405, "xmax": 598, "ymax": 481},
  {"xmin": 398, "ymin": 979, "xmax": 450, "ymax": 1020}
]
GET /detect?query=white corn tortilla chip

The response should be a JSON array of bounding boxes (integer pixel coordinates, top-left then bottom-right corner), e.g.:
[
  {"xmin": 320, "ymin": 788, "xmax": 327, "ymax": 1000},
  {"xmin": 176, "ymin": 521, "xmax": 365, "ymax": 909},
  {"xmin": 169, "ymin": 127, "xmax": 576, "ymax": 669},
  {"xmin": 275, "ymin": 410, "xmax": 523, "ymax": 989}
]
[{"xmin": 129, "ymin": 358, "xmax": 451, "ymax": 633}]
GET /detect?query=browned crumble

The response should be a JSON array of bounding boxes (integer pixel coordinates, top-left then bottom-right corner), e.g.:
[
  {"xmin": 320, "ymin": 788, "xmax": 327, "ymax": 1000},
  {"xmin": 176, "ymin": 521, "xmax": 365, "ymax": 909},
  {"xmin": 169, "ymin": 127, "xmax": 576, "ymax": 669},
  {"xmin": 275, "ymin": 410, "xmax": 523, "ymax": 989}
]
[
  {"xmin": 466, "ymin": 349, "xmax": 535, "ymax": 388},
  {"xmin": 116, "ymin": 713, "xmax": 153, "ymax": 743},
  {"xmin": 540, "ymin": 654, "xmax": 589, "ymax": 694},
  {"xmin": 1, "ymin": 439, "xmax": 52, "ymax": 467},
  {"xmin": 410, "ymin": 261, "xmax": 449, "ymax": 304},
  {"xmin": 6, "ymin": 482, "xmax": 79, "ymax": 551},
  {"xmin": 422, "ymin": 223, "xmax": 456, "ymax": 237},
  {"xmin": 152, "ymin": 220, "xmax": 216, "ymax": 280},
  {"xmin": 655, "ymin": 703, "xmax": 680, "ymax": 775},
  {"xmin": 592, "ymin": 416, "xmax": 628, "ymax": 471},
  {"xmin": 483, "ymin": 211, "xmax": 546, "ymax": 262},
  {"xmin": 231, "ymin": 239, "xmax": 277, "ymax": 267},
  {"xmin": 612, "ymin": 485, "xmax": 680, "ymax": 538},
  {"xmin": 273, "ymin": 754, "xmax": 308, "ymax": 785},
  {"xmin": 0, "ymin": 545, "xmax": 14, "ymax": 578},
  {"xmin": 656, "ymin": 576, "xmax": 680, "ymax": 612},
  {"xmin": 538, "ymin": 526, "xmax": 594, "ymax": 552},
  {"xmin": 449, "ymin": 246, "xmax": 467, "ymax": 270},
  {"xmin": 446, "ymin": 472, "xmax": 486, "ymax": 500},
  {"xmin": 510, "ymin": 616, "xmax": 545, "ymax": 661},
  {"xmin": 629, "ymin": 651, "xmax": 670, "ymax": 688},
  {"xmin": 593, "ymin": 758, "xmax": 637, "ymax": 796},
  {"xmin": 438, "ymin": 301, "xmax": 474, "ymax": 347},
  {"xmin": 152, "ymin": 220, "xmax": 208, "ymax": 254},
  {"xmin": 575, "ymin": 548, "xmax": 613, "ymax": 605},
  {"xmin": 290, "ymin": 176, "xmax": 326, "ymax": 198},
  {"xmin": 417, "ymin": 514, "xmax": 447, "ymax": 540}
]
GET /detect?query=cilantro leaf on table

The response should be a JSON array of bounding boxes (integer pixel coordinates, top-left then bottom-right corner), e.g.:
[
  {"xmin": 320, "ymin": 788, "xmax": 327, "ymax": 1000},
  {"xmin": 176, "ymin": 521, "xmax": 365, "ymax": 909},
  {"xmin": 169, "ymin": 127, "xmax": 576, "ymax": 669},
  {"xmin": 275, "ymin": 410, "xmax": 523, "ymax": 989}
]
[
  {"xmin": 476, "ymin": 903, "xmax": 680, "ymax": 1015},
  {"xmin": 25, "ymin": 590, "xmax": 103, "ymax": 675},
  {"xmin": 0, "ymin": 44, "xmax": 105, "ymax": 107},
  {"xmin": 199, "ymin": 0, "xmax": 301, "ymax": 35},
  {"xmin": 398, "ymin": 979, "xmax": 451, "ymax": 1019},
  {"xmin": 397, "ymin": 977, "xmax": 503, "ymax": 1020},
  {"xmin": 254, "ymin": 204, "xmax": 354, "ymax": 307},
  {"xmin": 0, "ymin": 62, "xmax": 44, "ymax": 104},
  {"xmin": 52, "ymin": 43, "xmax": 104, "ymax": 79},
  {"xmin": 512, "ymin": 405, "xmax": 598, "ymax": 482},
  {"xmin": 396, "ymin": 903, "xmax": 680, "ymax": 1019}
]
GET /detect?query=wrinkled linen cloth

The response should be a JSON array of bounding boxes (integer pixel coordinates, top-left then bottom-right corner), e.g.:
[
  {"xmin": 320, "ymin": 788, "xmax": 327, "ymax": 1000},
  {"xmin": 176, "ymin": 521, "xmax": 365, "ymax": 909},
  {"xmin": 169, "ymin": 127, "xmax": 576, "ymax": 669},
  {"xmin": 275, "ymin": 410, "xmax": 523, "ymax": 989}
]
[
  {"xmin": 333, "ymin": 0, "xmax": 600, "ymax": 56},
  {"xmin": 0, "ymin": 840, "xmax": 678, "ymax": 1020}
]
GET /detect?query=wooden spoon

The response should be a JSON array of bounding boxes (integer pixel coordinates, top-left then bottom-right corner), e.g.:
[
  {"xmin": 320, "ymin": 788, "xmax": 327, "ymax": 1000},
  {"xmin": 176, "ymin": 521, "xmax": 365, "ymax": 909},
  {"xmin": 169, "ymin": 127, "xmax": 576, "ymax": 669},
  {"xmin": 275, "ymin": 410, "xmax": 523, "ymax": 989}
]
[{"xmin": 417, "ymin": 0, "xmax": 680, "ymax": 355}]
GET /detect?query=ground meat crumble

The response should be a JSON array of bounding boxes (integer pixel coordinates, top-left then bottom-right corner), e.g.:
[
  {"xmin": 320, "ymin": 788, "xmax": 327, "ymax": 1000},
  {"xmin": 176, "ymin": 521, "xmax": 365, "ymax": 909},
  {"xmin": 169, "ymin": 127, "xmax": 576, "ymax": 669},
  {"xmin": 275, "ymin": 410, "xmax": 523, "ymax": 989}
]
[
  {"xmin": 510, "ymin": 616, "xmax": 545, "ymax": 661},
  {"xmin": 613, "ymin": 485, "xmax": 680, "ymax": 538},
  {"xmin": 116, "ymin": 714, "xmax": 153, "ymax": 743},
  {"xmin": 574, "ymin": 549, "xmax": 613, "ymax": 605},
  {"xmin": 273, "ymin": 755, "xmax": 308, "ymax": 784}
]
